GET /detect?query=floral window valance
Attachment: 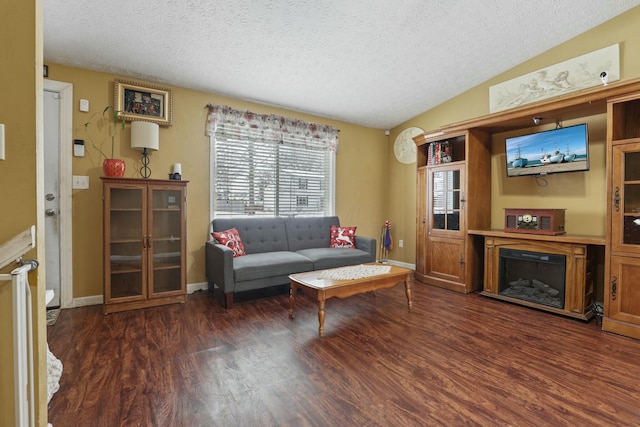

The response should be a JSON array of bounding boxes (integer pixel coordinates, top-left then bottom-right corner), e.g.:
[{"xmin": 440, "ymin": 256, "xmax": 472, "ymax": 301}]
[{"xmin": 205, "ymin": 104, "xmax": 339, "ymax": 152}]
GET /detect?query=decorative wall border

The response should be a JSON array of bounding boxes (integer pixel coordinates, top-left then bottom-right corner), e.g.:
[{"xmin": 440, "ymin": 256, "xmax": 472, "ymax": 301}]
[{"xmin": 489, "ymin": 44, "xmax": 620, "ymax": 113}]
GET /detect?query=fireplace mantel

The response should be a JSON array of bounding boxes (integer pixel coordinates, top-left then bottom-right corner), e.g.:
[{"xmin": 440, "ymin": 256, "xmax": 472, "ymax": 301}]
[
  {"xmin": 468, "ymin": 229, "xmax": 605, "ymax": 246},
  {"xmin": 473, "ymin": 231, "xmax": 601, "ymax": 320}
]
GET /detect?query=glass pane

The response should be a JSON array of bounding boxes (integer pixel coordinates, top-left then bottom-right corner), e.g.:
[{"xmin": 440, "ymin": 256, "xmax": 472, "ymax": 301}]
[
  {"xmin": 624, "ymin": 184, "xmax": 640, "ymax": 214},
  {"xmin": 623, "ymin": 216, "xmax": 640, "ymax": 245},
  {"xmin": 153, "ymin": 189, "xmax": 181, "ymax": 209},
  {"xmin": 110, "ymin": 211, "xmax": 142, "ymax": 240},
  {"xmin": 623, "ymin": 152, "xmax": 640, "ymax": 245},
  {"xmin": 624, "ymin": 152, "xmax": 640, "ymax": 181},
  {"xmin": 447, "ymin": 212, "xmax": 460, "ymax": 231},
  {"xmin": 152, "ymin": 240, "xmax": 181, "ymax": 265},
  {"xmin": 110, "ymin": 241, "xmax": 143, "ymax": 299},
  {"xmin": 110, "ymin": 271, "xmax": 143, "ymax": 299},
  {"xmin": 111, "ymin": 188, "xmax": 142, "ymax": 210},
  {"xmin": 150, "ymin": 187, "xmax": 182, "ymax": 294},
  {"xmin": 110, "ymin": 241, "xmax": 142, "ymax": 268},
  {"xmin": 152, "ymin": 268, "xmax": 181, "ymax": 294},
  {"xmin": 431, "ymin": 170, "xmax": 461, "ymax": 231}
]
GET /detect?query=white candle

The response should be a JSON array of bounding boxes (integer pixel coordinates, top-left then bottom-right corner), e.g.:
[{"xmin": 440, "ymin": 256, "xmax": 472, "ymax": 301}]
[{"xmin": 173, "ymin": 163, "xmax": 182, "ymax": 174}]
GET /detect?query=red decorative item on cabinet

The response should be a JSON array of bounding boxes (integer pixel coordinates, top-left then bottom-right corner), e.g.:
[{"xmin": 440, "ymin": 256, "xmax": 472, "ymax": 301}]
[{"xmin": 103, "ymin": 159, "xmax": 125, "ymax": 177}]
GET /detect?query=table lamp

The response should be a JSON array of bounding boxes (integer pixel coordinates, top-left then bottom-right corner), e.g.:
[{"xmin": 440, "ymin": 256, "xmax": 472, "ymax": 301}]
[{"xmin": 130, "ymin": 121, "xmax": 159, "ymax": 178}]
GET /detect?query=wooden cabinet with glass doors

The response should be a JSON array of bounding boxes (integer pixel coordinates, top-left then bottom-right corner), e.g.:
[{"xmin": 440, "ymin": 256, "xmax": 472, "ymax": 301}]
[
  {"xmin": 604, "ymin": 93, "xmax": 640, "ymax": 338},
  {"xmin": 102, "ymin": 177, "xmax": 187, "ymax": 314},
  {"xmin": 414, "ymin": 129, "xmax": 491, "ymax": 293}
]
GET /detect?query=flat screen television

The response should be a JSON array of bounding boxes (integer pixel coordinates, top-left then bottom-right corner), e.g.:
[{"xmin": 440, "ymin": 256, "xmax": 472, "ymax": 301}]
[{"xmin": 505, "ymin": 123, "xmax": 589, "ymax": 177}]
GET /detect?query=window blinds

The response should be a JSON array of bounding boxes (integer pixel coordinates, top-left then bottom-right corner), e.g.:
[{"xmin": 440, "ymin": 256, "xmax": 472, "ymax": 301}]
[{"xmin": 207, "ymin": 105, "xmax": 338, "ymax": 218}]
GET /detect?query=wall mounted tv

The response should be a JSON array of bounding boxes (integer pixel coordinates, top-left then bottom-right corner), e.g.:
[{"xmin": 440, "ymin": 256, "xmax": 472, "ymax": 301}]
[{"xmin": 505, "ymin": 123, "xmax": 589, "ymax": 178}]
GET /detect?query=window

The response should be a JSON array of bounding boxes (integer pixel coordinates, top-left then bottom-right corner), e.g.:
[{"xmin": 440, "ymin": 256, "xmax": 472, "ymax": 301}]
[{"xmin": 206, "ymin": 105, "xmax": 338, "ymax": 218}]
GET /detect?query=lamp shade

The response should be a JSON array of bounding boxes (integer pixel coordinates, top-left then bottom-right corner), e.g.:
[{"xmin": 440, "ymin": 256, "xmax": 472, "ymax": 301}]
[{"xmin": 131, "ymin": 121, "xmax": 159, "ymax": 151}]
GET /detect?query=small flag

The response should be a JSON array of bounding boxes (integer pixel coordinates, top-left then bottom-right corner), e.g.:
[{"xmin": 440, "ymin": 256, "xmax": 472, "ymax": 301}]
[{"xmin": 384, "ymin": 220, "xmax": 393, "ymax": 250}]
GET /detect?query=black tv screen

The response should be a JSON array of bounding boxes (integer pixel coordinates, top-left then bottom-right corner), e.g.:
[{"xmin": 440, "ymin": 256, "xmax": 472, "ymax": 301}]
[{"xmin": 505, "ymin": 123, "xmax": 589, "ymax": 177}]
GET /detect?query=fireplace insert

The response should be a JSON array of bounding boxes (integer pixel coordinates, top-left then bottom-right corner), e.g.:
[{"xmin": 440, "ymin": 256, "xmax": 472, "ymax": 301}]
[{"xmin": 498, "ymin": 248, "xmax": 566, "ymax": 309}]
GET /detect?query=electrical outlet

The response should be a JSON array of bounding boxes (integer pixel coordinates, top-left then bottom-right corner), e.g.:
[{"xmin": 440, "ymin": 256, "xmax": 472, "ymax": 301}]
[
  {"xmin": 72, "ymin": 175, "xmax": 89, "ymax": 189},
  {"xmin": 399, "ymin": 240, "xmax": 404, "ymax": 248}
]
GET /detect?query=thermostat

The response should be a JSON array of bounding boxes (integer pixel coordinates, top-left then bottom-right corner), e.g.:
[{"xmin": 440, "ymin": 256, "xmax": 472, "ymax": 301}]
[{"xmin": 73, "ymin": 139, "xmax": 85, "ymax": 157}]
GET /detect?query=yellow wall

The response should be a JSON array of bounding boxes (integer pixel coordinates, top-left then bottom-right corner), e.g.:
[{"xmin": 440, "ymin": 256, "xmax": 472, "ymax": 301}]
[
  {"xmin": 0, "ymin": 0, "xmax": 48, "ymax": 425},
  {"xmin": 45, "ymin": 64, "xmax": 388, "ymax": 298},
  {"xmin": 388, "ymin": 6, "xmax": 640, "ymax": 265}
]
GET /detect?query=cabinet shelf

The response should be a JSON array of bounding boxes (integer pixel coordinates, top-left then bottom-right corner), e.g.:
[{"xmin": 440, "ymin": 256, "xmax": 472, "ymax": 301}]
[
  {"xmin": 111, "ymin": 266, "xmax": 142, "ymax": 274},
  {"xmin": 153, "ymin": 263, "xmax": 181, "ymax": 270},
  {"xmin": 426, "ymin": 159, "xmax": 465, "ymax": 169},
  {"xmin": 110, "ymin": 238, "xmax": 142, "ymax": 244}
]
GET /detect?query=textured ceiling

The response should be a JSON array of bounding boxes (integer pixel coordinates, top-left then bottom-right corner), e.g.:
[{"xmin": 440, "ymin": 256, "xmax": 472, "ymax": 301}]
[{"xmin": 43, "ymin": 1, "xmax": 640, "ymax": 129}]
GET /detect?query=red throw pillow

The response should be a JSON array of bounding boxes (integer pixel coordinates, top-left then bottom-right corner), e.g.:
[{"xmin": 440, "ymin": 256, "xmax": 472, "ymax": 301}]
[
  {"xmin": 212, "ymin": 228, "xmax": 246, "ymax": 257},
  {"xmin": 330, "ymin": 225, "xmax": 357, "ymax": 249}
]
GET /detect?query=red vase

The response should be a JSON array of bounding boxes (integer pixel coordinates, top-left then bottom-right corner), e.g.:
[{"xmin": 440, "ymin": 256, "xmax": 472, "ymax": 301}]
[{"xmin": 103, "ymin": 159, "xmax": 125, "ymax": 177}]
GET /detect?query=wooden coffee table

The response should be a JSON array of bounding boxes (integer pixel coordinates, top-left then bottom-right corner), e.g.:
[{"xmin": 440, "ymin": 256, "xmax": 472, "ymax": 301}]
[{"xmin": 288, "ymin": 264, "xmax": 413, "ymax": 337}]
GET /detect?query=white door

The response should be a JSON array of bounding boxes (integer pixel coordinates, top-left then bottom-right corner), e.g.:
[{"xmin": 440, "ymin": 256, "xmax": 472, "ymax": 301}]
[
  {"xmin": 43, "ymin": 80, "xmax": 73, "ymax": 309},
  {"xmin": 44, "ymin": 90, "xmax": 61, "ymax": 307}
]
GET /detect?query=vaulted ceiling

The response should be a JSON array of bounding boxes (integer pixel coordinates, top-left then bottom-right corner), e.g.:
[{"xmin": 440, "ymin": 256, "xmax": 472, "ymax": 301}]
[{"xmin": 43, "ymin": 1, "xmax": 640, "ymax": 129}]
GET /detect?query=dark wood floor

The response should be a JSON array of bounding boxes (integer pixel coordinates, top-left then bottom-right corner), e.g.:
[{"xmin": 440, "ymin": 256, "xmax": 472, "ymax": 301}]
[{"xmin": 47, "ymin": 282, "xmax": 640, "ymax": 426}]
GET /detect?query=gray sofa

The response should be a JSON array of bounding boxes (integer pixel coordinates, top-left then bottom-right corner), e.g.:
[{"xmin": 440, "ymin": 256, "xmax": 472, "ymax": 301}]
[{"xmin": 206, "ymin": 216, "xmax": 376, "ymax": 308}]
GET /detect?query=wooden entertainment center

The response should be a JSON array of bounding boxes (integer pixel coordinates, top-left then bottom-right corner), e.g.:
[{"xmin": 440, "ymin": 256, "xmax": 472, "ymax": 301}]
[{"xmin": 413, "ymin": 78, "xmax": 640, "ymax": 339}]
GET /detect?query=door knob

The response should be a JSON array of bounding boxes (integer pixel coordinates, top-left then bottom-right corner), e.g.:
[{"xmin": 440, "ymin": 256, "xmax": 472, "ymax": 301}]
[
  {"xmin": 45, "ymin": 209, "xmax": 56, "ymax": 216},
  {"xmin": 46, "ymin": 193, "xmax": 56, "ymax": 201}
]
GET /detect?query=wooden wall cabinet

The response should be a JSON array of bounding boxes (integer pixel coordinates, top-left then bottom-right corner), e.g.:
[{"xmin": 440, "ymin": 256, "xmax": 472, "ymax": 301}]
[
  {"xmin": 414, "ymin": 129, "xmax": 491, "ymax": 293},
  {"xmin": 102, "ymin": 178, "xmax": 187, "ymax": 314},
  {"xmin": 604, "ymin": 93, "xmax": 640, "ymax": 338}
]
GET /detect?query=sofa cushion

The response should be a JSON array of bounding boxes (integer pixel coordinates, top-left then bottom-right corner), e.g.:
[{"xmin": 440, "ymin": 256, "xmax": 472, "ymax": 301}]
[
  {"xmin": 233, "ymin": 251, "xmax": 313, "ymax": 282},
  {"xmin": 285, "ymin": 216, "xmax": 340, "ymax": 251},
  {"xmin": 296, "ymin": 247, "xmax": 374, "ymax": 270},
  {"xmin": 212, "ymin": 228, "xmax": 246, "ymax": 257},
  {"xmin": 213, "ymin": 217, "xmax": 289, "ymax": 254},
  {"xmin": 329, "ymin": 225, "xmax": 357, "ymax": 248}
]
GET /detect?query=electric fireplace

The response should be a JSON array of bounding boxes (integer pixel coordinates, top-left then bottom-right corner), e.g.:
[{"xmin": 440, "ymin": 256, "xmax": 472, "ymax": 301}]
[
  {"xmin": 498, "ymin": 248, "xmax": 566, "ymax": 309},
  {"xmin": 475, "ymin": 231, "xmax": 598, "ymax": 321}
]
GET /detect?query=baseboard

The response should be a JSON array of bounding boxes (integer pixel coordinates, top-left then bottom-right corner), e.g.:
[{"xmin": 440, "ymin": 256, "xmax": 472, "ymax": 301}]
[
  {"xmin": 69, "ymin": 282, "xmax": 209, "ymax": 308},
  {"xmin": 70, "ymin": 295, "xmax": 103, "ymax": 308},
  {"xmin": 187, "ymin": 282, "xmax": 208, "ymax": 294},
  {"xmin": 385, "ymin": 259, "xmax": 415, "ymax": 270}
]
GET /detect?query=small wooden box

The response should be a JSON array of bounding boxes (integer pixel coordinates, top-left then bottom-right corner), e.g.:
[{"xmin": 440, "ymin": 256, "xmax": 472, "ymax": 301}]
[{"xmin": 504, "ymin": 208, "xmax": 566, "ymax": 235}]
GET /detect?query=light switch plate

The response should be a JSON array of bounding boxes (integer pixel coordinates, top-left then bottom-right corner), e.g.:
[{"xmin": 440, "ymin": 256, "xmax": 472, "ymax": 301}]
[
  {"xmin": 72, "ymin": 175, "xmax": 89, "ymax": 190},
  {"xmin": 79, "ymin": 99, "xmax": 90, "ymax": 112}
]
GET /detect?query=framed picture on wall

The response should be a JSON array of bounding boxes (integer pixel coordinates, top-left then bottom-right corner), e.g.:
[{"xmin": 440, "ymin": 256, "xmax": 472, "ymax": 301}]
[{"xmin": 114, "ymin": 79, "xmax": 173, "ymax": 126}]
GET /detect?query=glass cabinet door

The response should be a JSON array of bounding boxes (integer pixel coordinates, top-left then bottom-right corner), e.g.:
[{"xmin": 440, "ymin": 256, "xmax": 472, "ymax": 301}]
[
  {"xmin": 107, "ymin": 187, "xmax": 145, "ymax": 301},
  {"xmin": 612, "ymin": 144, "xmax": 640, "ymax": 254},
  {"xmin": 429, "ymin": 165, "xmax": 464, "ymax": 234},
  {"xmin": 149, "ymin": 187, "xmax": 183, "ymax": 296}
]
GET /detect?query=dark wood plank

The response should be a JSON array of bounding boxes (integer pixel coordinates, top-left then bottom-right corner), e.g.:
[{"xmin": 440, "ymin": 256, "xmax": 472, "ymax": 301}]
[{"xmin": 47, "ymin": 282, "xmax": 640, "ymax": 426}]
